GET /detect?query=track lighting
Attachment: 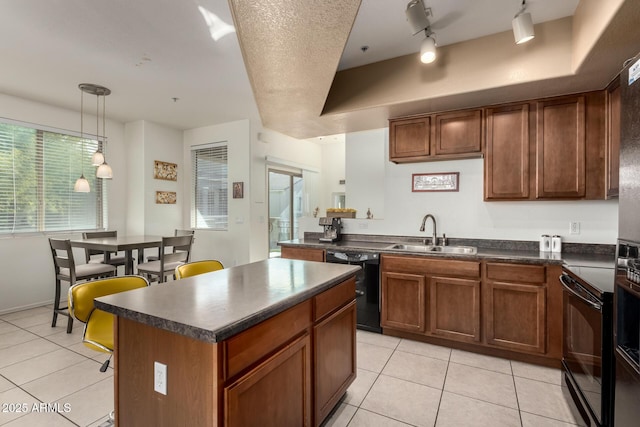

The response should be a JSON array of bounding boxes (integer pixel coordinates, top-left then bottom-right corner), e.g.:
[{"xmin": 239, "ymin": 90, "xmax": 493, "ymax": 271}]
[
  {"xmin": 512, "ymin": 0, "xmax": 535, "ymax": 44},
  {"xmin": 406, "ymin": 0, "xmax": 437, "ymax": 64}
]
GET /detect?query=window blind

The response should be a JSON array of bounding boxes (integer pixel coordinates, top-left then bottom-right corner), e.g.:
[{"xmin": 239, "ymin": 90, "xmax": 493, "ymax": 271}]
[
  {"xmin": 191, "ymin": 143, "xmax": 228, "ymax": 230},
  {"xmin": 0, "ymin": 121, "xmax": 104, "ymax": 234}
]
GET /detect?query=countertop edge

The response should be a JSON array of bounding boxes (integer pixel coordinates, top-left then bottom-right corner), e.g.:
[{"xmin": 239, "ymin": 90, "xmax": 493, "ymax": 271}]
[{"xmin": 95, "ymin": 265, "xmax": 360, "ymax": 343}]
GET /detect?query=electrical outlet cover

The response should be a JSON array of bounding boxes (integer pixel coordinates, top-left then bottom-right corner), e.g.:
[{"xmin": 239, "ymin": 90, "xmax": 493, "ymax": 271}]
[{"xmin": 154, "ymin": 362, "xmax": 167, "ymax": 395}]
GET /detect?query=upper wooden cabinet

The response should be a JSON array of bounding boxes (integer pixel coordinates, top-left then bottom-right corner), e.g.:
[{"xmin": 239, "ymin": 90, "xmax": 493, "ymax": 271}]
[
  {"xmin": 483, "ymin": 91, "xmax": 606, "ymax": 201},
  {"xmin": 536, "ymin": 95, "xmax": 587, "ymax": 199},
  {"xmin": 484, "ymin": 103, "xmax": 531, "ymax": 200},
  {"xmin": 606, "ymin": 77, "xmax": 621, "ymax": 199},
  {"xmin": 389, "ymin": 108, "xmax": 483, "ymax": 163}
]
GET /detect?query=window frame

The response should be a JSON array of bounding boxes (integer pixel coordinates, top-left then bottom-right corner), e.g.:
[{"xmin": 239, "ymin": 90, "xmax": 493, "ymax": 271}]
[{"xmin": 190, "ymin": 142, "xmax": 228, "ymax": 231}]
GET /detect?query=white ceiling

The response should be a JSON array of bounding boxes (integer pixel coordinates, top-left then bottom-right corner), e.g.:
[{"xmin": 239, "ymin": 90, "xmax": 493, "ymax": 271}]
[{"xmin": 0, "ymin": 0, "xmax": 581, "ymax": 134}]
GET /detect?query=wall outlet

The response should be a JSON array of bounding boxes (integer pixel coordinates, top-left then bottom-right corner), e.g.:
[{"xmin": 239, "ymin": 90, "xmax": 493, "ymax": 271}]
[
  {"xmin": 569, "ymin": 221, "xmax": 580, "ymax": 235},
  {"xmin": 154, "ymin": 362, "xmax": 167, "ymax": 395}
]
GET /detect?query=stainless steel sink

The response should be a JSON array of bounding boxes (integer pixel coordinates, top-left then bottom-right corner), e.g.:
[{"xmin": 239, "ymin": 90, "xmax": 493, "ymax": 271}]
[{"xmin": 386, "ymin": 244, "xmax": 477, "ymax": 255}]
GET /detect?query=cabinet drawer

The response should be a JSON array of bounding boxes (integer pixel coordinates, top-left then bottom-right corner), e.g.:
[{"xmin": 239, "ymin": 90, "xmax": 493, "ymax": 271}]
[
  {"xmin": 281, "ymin": 247, "xmax": 325, "ymax": 262},
  {"xmin": 314, "ymin": 277, "xmax": 355, "ymax": 321},
  {"xmin": 486, "ymin": 263, "xmax": 546, "ymax": 284},
  {"xmin": 225, "ymin": 300, "xmax": 312, "ymax": 379},
  {"xmin": 382, "ymin": 255, "xmax": 480, "ymax": 279}
]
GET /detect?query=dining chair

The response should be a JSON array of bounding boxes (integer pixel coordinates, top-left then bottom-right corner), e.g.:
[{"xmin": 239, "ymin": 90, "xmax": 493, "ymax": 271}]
[
  {"xmin": 175, "ymin": 260, "xmax": 224, "ymax": 279},
  {"xmin": 49, "ymin": 238, "xmax": 117, "ymax": 333},
  {"xmin": 68, "ymin": 275, "xmax": 150, "ymax": 421},
  {"xmin": 82, "ymin": 230, "xmax": 130, "ymax": 271},
  {"xmin": 146, "ymin": 229, "xmax": 195, "ymax": 262},
  {"xmin": 136, "ymin": 234, "xmax": 194, "ymax": 283}
]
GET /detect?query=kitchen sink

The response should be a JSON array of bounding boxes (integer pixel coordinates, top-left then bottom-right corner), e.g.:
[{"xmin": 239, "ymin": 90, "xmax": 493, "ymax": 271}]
[{"xmin": 386, "ymin": 244, "xmax": 477, "ymax": 255}]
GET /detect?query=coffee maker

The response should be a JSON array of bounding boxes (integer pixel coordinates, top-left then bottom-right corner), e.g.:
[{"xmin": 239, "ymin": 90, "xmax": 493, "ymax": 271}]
[{"xmin": 318, "ymin": 217, "xmax": 342, "ymax": 242}]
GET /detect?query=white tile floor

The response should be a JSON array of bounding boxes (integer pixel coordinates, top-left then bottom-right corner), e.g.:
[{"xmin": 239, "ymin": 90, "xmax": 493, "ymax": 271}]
[{"xmin": 0, "ymin": 306, "xmax": 585, "ymax": 427}]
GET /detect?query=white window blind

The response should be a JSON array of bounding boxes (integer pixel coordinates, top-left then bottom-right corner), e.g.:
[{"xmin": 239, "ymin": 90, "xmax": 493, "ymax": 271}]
[
  {"xmin": 0, "ymin": 120, "xmax": 104, "ymax": 234},
  {"xmin": 191, "ymin": 143, "xmax": 228, "ymax": 230}
]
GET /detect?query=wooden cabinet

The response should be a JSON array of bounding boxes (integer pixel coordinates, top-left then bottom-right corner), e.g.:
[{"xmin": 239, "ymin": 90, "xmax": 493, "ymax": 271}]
[
  {"xmin": 389, "ymin": 116, "xmax": 430, "ymax": 160},
  {"xmin": 381, "ymin": 271, "xmax": 426, "ymax": 332},
  {"xmin": 281, "ymin": 246, "xmax": 325, "ymax": 262},
  {"xmin": 484, "ymin": 263, "xmax": 547, "ymax": 354},
  {"xmin": 314, "ymin": 301, "xmax": 356, "ymax": 426},
  {"xmin": 225, "ymin": 333, "xmax": 312, "ymax": 427},
  {"xmin": 484, "ymin": 103, "xmax": 531, "ymax": 200},
  {"xmin": 606, "ymin": 77, "xmax": 621, "ymax": 198},
  {"xmin": 428, "ymin": 276, "xmax": 481, "ymax": 343},
  {"xmin": 536, "ymin": 95, "xmax": 587, "ymax": 198},
  {"xmin": 389, "ymin": 108, "xmax": 483, "ymax": 163},
  {"xmin": 434, "ymin": 109, "xmax": 483, "ymax": 156}
]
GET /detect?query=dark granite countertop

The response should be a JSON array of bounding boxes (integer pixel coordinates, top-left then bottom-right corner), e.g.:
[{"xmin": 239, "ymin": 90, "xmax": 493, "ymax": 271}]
[
  {"xmin": 279, "ymin": 234, "xmax": 616, "ymax": 267},
  {"xmin": 94, "ymin": 258, "xmax": 360, "ymax": 343}
]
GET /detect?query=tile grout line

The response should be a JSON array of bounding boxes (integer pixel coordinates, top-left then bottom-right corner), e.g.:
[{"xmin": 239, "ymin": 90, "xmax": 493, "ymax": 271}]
[
  {"xmin": 431, "ymin": 347, "xmax": 452, "ymax": 427},
  {"xmin": 510, "ymin": 360, "xmax": 524, "ymax": 427}
]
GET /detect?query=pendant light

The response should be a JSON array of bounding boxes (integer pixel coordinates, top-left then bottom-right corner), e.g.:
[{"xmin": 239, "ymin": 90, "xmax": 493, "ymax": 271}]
[
  {"xmin": 95, "ymin": 94, "xmax": 113, "ymax": 179},
  {"xmin": 78, "ymin": 83, "xmax": 113, "ymax": 179},
  {"xmin": 74, "ymin": 86, "xmax": 90, "ymax": 192}
]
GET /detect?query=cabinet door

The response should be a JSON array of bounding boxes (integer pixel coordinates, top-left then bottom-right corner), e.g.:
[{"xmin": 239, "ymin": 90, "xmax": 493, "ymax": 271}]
[
  {"xmin": 428, "ymin": 276, "xmax": 481, "ymax": 343},
  {"xmin": 314, "ymin": 301, "xmax": 356, "ymax": 426},
  {"xmin": 389, "ymin": 116, "xmax": 430, "ymax": 160},
  {"xmin": 225, "ymin": 333, "xmax": 311, "ymax": 427},
  {"xmin": 536, "ymin": 96, "xmax": 586, "ymax": 198},
  {"xmin": 381, "ymin": 272, "xmax": 426, "ymax": 333},
  {"xmin": 484, "ymin": 104, "xmax": 530, "ymax": 200},
  {"xmin": 281, "ymin": 246, "xmax": 325, "ymax": 262},
  {"xmin": 606, "ymin": 79, "xmax": 621, "ymax": 199},
  {"xmin": 486, "ymin": 282, "xmax": 546, "ymax": 354},
  {"xmin": 434, "ymin": 109, "xmax": 482, "ymax": 156}
]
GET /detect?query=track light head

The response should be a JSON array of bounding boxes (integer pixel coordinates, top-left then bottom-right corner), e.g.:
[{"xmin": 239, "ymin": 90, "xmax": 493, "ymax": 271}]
[
  {"xmin": 512, "ymin": 1, "xmax": 535, "ymax": 44},
  {"xmin": 420, "ymin": 35, "xmax": 437, "ymax": 63}
]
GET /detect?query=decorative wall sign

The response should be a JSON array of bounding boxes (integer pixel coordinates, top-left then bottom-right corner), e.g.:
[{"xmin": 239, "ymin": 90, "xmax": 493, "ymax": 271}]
[
  {"xmin": 154, "ymin": 160, "xmax": 177, "ymax": 181},
  {"xmin": 233, "ymin": 182, "xmax": 244, "ymax": 199},
  {"xmin": 155, "ymin": 191, "xmax": 177, "ymax": 204},
  {"xmin": 412, "ymin": 172, "xmax": 459, "ymax": 192}
]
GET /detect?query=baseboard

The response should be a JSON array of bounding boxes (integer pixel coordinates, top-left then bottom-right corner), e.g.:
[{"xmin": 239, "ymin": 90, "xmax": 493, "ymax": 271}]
[{"xmin": 0, "ymin": 299, "xmax": 53, "ymax": 316}]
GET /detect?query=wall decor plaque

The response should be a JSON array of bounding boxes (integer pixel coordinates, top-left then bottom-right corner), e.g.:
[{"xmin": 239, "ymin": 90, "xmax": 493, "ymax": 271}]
[
  {"xmin": 233, "ymin": 182, "xmax": 244, "ymax": 199},
  {"xmin": 155, "ymin": 191, "xmax": 177, "ymax": 204},
  {"xmin": 154, "ymin": 160, "xmax": 177, "ymax": 181},
  {"xmin": 412, "ymin": 172, "xmax": 459, "ymax": 192}
]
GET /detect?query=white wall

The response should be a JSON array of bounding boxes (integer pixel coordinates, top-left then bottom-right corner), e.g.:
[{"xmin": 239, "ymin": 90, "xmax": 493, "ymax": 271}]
[
  {"xmin": 0, "ymin": 94, "xmax": 128, "ymax": 313},
  {"xmin": 335, "ymin": 127, "xmax": 619, "ymax": 244}
]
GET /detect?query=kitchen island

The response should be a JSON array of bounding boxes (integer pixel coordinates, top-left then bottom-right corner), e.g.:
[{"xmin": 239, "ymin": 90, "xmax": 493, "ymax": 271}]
[{"xmin": 95, "ymin": 258, "xmax": 360, "ymax": 427}]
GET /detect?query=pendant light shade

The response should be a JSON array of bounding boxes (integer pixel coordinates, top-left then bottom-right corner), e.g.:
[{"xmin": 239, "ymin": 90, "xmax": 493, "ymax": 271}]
[
  {"xmin": 420, "ymin": 36, "xmax": 437, "ymax": 63},
  {"xmin": 74, "ymin": 174, "xmax": 90, "ymax": 192},
  {"xmin": 91, "ymin": 150, "xmax": 105, "ymax": 166},
  {"xmin": 96, "ymin": 162, "xmax": 113, "ymax": 179}
]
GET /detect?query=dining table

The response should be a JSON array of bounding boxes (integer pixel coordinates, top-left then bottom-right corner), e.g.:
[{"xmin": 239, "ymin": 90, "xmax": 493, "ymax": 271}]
[{"xmin": 70, "ymin": 235, "xmax": 163, "ymax": 275}]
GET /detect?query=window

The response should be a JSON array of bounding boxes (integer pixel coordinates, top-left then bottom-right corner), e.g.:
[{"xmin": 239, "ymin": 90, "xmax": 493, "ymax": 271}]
[
  {"xmin": 0, "ymin": 120, "xmax": 104, "ymax": 234},
  {"xmin": 191, "ymin": 143, "xmax": 228, "ymax": 230}
]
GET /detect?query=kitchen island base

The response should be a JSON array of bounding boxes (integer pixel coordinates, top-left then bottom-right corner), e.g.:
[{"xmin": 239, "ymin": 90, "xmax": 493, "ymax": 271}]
[{"xmin": 112, "ymin": 275, "xmax": 357, "ymax": 427}]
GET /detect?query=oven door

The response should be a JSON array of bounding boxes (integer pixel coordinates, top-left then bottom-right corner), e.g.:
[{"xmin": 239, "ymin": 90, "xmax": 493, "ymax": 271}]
[{"xmin": 561, "ymin": 273, "xmax": 604, "ymax": 424}]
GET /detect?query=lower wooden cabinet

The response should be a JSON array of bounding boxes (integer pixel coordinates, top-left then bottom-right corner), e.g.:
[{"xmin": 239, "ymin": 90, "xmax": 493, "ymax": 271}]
[
  {"xmin": 428, "ymin": 276, "xmax": 481, "ymax": 343},
  {"xmin": 381, "ymin": 271, "xmax": 426, "ymax": 333},
  {"xmin": 314, "ymin": 301, "xmax": 356, "ymax": 426},
  {"xmin": 225, "ymin": 333, "xmax": 312, "ymax": 427},
  {"xmin": 485, "ymin": 282, "xmax": 546, "ymax": 354}
]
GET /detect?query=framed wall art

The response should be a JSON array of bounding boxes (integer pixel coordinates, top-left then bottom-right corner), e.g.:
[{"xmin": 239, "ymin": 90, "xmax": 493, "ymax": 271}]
[
  {"xmin": 233, "ymin": 182, "xmax": 244, "ymax": 199},
  {"xmin": 412, "ymin": 172, "xmax": 459, "ymax": 192},
  {"xmin": 155, "ymin": 191, "xmax": 177, "ymax": 204},
  {"xmin": 154, "ymin": 160, "xmax": 177, "ymax": 181}
]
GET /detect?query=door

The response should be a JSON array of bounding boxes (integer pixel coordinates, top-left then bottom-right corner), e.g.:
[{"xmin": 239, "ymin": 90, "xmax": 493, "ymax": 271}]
[
  {"xmin": 381, "ymin": 271, "xmax": 426, "ymax": 333},
  {"xmin": 268, "ymin": 170, "xmax": 303, "ymax": 257},
  {"xmin": 428, "ymin": 276, "xmax": 481, "ymax": 343}
]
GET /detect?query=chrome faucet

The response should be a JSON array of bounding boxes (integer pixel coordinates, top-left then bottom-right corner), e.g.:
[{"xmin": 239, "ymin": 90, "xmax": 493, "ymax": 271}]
[{"xmin": 419, "ymin": 214, "xmax": 437, "ymax": 245}]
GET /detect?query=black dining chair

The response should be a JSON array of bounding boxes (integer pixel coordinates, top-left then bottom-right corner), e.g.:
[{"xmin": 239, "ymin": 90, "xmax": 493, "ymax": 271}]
[
  {"xmin": 49, "ymin": 238, "xmax": 117, "ymax": 333},
  {"xmin": 136, "ymin": 235, "xmax": 194, "ymax": 283}
]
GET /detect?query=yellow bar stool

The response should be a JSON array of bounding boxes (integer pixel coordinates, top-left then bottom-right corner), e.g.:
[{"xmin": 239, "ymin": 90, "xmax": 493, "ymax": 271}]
[{"xmin": 175, "ymin": 260, "xmax": 224, "ymax": 279}]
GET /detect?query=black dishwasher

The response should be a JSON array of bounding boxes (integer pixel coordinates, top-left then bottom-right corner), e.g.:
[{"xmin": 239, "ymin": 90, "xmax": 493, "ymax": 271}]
[{"xmin": 326, "ymin": 250, "xmax": 381, "ymax": 333}]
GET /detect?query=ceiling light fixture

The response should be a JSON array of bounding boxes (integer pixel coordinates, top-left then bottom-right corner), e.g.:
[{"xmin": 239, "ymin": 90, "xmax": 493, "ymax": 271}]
[
  {"xmin": 406, "ymin": 0, "xmax": 437, "ymax": 64},
  {"xmin": 79, "ymin": 83, "xmax": 113, "ymax": 180},
  {"xmin": 73, "ymin": 86, "xmax": 90, "ymax": 193},
  {"xmin": 512, "ymin": 0, "xmax": 535, "ymax": 44}
]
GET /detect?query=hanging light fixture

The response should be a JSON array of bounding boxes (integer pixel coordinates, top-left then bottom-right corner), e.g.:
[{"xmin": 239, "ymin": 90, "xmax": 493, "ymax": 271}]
[
  {"xmin": 74, "ymin": 86, "xmax": 90, "ymax": 193},
  {"xmin": 78, "ymin": 84, "xmax": 113, "ymax": 179},
  {"xmin": 512, "ymin": 0, "xmax": 535, "ymax": 44},
  {"xmin": 95, "ymin": 93, "xmax": 113, "ymax": 179},
  {"xmin": 420, "ymin": 33, "xmax": 437, "ymax": 63}
]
